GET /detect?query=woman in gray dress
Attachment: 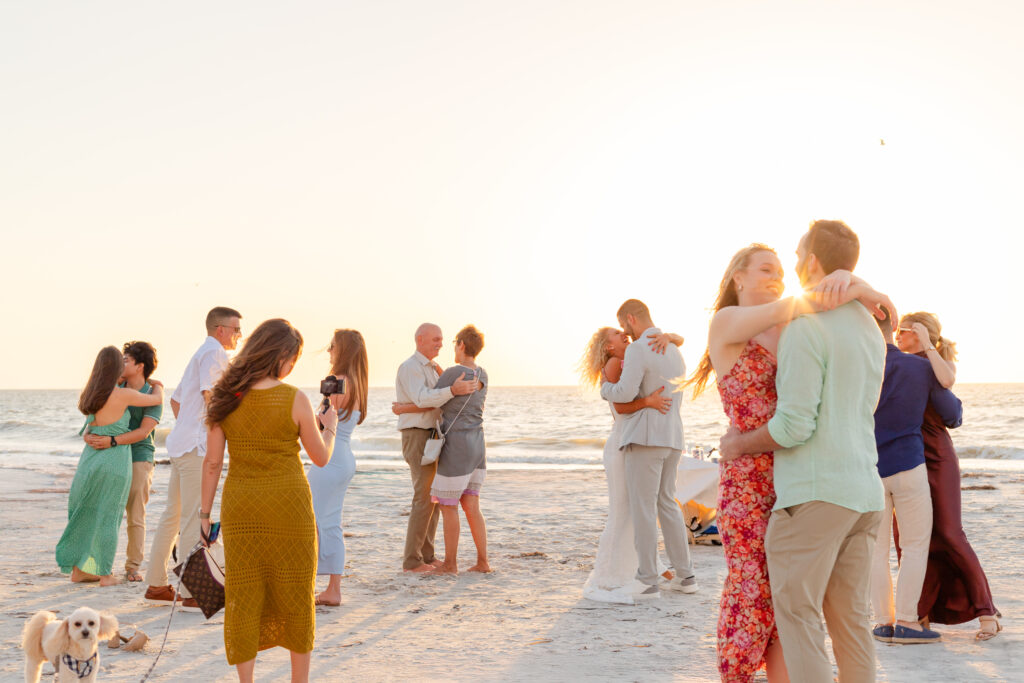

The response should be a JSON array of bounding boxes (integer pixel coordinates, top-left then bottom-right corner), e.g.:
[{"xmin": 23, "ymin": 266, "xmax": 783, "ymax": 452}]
[{"xmin": 429, "ymin": 325, "xmax": 490, "ymax": 574}]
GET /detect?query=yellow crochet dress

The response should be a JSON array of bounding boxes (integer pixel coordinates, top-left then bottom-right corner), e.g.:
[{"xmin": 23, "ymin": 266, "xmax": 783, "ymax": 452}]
[{"xmin": 219, "ymin": 384, "xmax": 316, "ymax": 664}]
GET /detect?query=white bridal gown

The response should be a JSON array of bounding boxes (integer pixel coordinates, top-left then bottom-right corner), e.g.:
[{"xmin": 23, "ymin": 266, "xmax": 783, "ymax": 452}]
[{"xmin": 583, "ymin": 406, "xmax": 658, "ymax": 605}]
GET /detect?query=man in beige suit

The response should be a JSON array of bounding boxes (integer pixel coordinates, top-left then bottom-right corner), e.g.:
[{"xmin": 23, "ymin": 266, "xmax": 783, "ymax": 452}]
[{"xmin": 601, "ymin": 300, "xmax": 696, "ymax": 601}]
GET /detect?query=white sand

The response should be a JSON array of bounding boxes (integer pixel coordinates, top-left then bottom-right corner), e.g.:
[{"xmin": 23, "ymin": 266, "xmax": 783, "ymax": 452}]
[{"xmin": 0, "ymin": 462, "xmax": 1018, "ymax": 681}]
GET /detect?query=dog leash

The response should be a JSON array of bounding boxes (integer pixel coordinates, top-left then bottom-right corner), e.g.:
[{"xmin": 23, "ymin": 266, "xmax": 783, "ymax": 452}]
[{"xmin": 138, "ymin": 541, "xmax": 203, "ymax": 683}]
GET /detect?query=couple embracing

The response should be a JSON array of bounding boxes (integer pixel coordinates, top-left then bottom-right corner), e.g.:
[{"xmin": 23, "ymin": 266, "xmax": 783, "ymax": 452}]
[{"xmin": 580, "ymin": 299, "xmax": 697, "ymax": 604}]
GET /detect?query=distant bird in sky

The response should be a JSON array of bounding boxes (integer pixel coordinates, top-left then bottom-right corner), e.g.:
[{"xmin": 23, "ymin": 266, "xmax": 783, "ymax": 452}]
[{"xmin": 880, "ymin": 139, "xmax": 886, "ymax": 146}]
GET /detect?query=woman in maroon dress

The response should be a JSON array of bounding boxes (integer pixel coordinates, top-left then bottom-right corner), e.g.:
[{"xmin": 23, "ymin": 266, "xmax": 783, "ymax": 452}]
[{"xmin": 896, "ymin": 312, "xmax": 1001, "ymax": 640}]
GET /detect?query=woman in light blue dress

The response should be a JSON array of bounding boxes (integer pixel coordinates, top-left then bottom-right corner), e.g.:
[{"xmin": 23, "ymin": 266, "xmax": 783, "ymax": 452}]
[{"xmin": 307, "ymin": 329, "xmax": 368, "ymax": 606}]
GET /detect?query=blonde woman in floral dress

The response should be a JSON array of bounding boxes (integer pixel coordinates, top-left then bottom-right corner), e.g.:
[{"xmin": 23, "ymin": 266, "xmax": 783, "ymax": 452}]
[{"xmin": 684, "ymin": 243, "xmax": 893, "ymax": 682}]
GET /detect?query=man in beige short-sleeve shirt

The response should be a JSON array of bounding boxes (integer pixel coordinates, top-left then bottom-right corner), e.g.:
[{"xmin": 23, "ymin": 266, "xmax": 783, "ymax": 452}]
[{"xmin": 394, "ymin": 323, "xmax": 477, "ymax": 572}]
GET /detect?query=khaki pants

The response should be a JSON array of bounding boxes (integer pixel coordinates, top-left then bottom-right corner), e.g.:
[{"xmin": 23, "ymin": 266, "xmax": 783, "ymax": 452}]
[
  {"xmin": 124, "ymin": 461, "xmax": 155, "ymax": 573},
  {"xmin": 871, "ymin": 464, "xmax": 933, "ymax": 623},
  {"xmin": 145, "ymin": 452, "xmax": 204, "ymax": 596},
  {"xmin": 623, "ymin": 445, "xmax": 692, "ymax": 584},
  {"xmin": 401, "ymin": 428, "xmax": 440, "ymax": 570},
  {"xmin": 766, "ymin": 501, "xmax": 883, "ymax": 683}
]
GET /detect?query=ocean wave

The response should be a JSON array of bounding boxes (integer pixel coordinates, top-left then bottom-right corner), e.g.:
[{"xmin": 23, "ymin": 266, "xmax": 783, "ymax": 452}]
[{"xmin": 957, "ymin": 445, "xmax": 1024, "ymax": 460}]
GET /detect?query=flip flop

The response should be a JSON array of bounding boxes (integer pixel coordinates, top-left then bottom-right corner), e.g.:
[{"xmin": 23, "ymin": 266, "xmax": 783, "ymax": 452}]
[{"xmin": 125, "ymin": 571, "xmax": 143, "ymax": 583}]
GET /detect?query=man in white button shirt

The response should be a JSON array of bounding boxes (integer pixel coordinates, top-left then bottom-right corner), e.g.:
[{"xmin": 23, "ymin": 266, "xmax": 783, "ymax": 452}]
[
  {"xmin": 395, "ymin": 323, "xmax": 478, "ymax": 572},
  {"xmin": 145, "ymin": 306, "xmax": 241, "ymax": 606}
]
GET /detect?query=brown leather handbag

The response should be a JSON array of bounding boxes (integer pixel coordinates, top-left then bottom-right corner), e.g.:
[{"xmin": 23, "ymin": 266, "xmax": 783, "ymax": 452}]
[{"xmin": 173, "ymin": 543, "xmax": 225, "ymax": 619}]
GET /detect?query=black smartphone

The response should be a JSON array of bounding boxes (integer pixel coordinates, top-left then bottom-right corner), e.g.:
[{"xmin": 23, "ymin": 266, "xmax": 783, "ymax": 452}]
[{"xmin": 203, "ymin": 521, "xmax": 221, "ymax": 544}]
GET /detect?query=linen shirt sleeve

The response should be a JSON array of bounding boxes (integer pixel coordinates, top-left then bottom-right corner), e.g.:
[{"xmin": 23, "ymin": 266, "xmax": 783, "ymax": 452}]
[
  {"xmin": 397, "ymin": 362, "xmax": 453, "ymax": 408},
  {"xmin": 929, "ymin": 383, "xmax": 963, "ymax": 429},
  {"xmin": 199, "ymin": 349, "xmax": 228, "ymax": 392},
  {"xmin": 768, "ymin": 318, "xmax": 827, "ymax": 449},
  {"xmin": 600, "ymin": 344, "xmax": 644, "ymax": 403}
]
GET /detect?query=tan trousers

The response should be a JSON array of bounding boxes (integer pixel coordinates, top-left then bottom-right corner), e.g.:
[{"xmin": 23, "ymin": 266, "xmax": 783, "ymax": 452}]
[
  {"xmin": 124, "ymin": 461, "xmax": 155, "ymax": 573},
  {"xmin": 145, "ymin": 452, "xmax": 204, "ymax": 596},
  {"xmin": 766, "ymin": 501, "xmax": 883, "ymax": 683},
  {"xmin": 871, "ymin": 464, "xmax": 933, "ymax": 623},
  {"xmin": 401, "ymin": 428, "xmax": 440, "ymax": 570}
]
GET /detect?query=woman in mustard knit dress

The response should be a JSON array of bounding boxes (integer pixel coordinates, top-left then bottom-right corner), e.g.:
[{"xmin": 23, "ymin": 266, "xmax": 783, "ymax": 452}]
[{"xmin": 200, "ymin": 319, "xmax": 338, "ymax": 683}]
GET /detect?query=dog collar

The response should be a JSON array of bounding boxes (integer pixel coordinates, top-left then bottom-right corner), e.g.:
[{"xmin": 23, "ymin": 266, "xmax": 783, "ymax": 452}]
[{"xmin": 59, "ymin": 652, "xmax": 97, "ymax": 679}]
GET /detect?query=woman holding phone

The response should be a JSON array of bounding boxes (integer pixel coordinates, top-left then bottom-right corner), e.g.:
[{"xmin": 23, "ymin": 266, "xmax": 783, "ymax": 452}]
[
  {"xmin": 307, "ymin": 329, "xmax": 368, "ymax": 606},
  {"xmin": 200, "ymin": 319, "xmax": 338, "ymax": 683}
]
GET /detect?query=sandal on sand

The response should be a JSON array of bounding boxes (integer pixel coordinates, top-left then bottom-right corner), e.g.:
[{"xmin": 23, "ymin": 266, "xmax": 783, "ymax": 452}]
[
  {"xmin": 976, "ymin": 616, "xmax": 1002, "ymax": 641},
  {"xmin": 125, "ymin": 571, "xmax": 143, "ymax": 582}
]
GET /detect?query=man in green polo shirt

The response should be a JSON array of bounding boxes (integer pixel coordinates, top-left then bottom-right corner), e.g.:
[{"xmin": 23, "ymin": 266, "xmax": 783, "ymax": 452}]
[
  {"xmin": 85, "ymin": 341, "xmax": 163, "ymax": 582},
  {"xmin": 719, "ymin": 220, "xmax": 886, "ymax": 683}
]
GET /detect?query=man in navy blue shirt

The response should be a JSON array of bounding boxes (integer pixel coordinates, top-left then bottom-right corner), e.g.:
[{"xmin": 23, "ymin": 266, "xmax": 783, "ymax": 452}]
[{"xmin": 871, "ymin": 307, "xmax": 962, "ymax": 645}]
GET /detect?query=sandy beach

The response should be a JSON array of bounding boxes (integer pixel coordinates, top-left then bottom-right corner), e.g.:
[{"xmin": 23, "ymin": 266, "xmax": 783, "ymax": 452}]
[{"xmin": 0, "ymin": 461, "xmax": 1018, "ymax": 682}]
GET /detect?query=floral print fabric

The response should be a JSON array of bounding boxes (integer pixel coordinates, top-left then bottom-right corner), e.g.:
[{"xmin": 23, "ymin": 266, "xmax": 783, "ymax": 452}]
[{"xmin": 715, "ymin": 340, "xmax": 779, "ymax": 682}]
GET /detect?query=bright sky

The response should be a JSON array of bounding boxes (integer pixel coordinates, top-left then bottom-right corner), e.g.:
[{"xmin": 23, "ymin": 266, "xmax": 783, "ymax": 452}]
[{"xmin": 2, "ymin": 1, "xmax": 1022, "ymax": 389}]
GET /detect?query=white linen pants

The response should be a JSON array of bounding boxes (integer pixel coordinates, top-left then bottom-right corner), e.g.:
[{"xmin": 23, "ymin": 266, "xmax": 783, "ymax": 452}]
[{"xmin": 870, "ymin": 463, "xmax": 933, "ymax": 623}]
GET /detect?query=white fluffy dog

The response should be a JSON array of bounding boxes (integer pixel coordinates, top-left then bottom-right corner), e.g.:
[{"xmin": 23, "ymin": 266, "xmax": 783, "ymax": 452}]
[{"xmin": 21, "ymin": 607, "xmax": 118, "ymax": 683}]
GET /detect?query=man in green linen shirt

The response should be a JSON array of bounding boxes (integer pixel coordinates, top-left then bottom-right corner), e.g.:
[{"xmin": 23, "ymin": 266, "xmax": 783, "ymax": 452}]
[
  {"xmin": 85, "ymin": 341, "xmax": 163, "ymax": 582},
  {"xmin": 719, "ymin": 220, "xmax": 886, "ymax": 683}
]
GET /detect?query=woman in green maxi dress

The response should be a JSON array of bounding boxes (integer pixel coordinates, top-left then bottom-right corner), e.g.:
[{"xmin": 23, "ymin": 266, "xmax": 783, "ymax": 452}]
[{"xmin": 55, "ymin": 346, "xmax": 164, "ymax": 585}]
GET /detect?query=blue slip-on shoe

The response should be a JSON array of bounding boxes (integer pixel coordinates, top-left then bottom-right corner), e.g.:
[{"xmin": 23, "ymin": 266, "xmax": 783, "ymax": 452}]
[
  {"xmin": 872, "ymin": 624, "xmax": 895, "ymax": 643},
  {"xmin": 892, "ymin": 624, "xmax": 942, "ymax": 644}
]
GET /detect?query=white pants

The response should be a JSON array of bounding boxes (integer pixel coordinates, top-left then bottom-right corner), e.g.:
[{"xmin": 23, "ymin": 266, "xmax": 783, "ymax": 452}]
[{"xmin": 870, "ymin": 463, "xmax": 933, "ymax": 623}]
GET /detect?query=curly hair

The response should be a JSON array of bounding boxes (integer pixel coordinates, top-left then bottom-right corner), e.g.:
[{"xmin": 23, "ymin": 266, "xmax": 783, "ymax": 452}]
[{"xmin": 578, "ymin": 327, "xmax": 618, "ymax": 388}]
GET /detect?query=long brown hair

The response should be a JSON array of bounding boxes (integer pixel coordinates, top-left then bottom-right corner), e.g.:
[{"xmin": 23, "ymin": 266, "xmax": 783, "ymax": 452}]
[
  {"xmin": 900, "ymin": 311, "xmax": 958, "ymax": 362},
  {"xmin": 207, "ymin": 319, "xmax": 304, "ymax": 426},
  {"xmin": 329, "ymin": 329, "xmax": 368, "ymax": 425},
  {"xmin": 79, "ymin": 346, "xmax": 123, "ymax": 415},
  {"xmin": 681, "ymin": 243, "xmax": 777, "ymax": 398}
]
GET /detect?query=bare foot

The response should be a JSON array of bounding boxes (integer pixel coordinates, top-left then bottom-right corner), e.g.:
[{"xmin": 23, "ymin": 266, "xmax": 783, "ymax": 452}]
[
  {"xmin": 71, "ymin": 567, "xmax": 100, "ymax": 583},
  {"xmin": 429, "ymin": 558, "xmax": 444, "ymax": 568},
  {"xmin": 315, "ymin": 591, "xmax": 341, "ymax": 606},
  {"xmin": 466, "ymin": 563, "xmax": 492, "ymax": 573},
  {"xmin": 125, "ymin": 570, "xmax": 143, "ymax": 583},
  {"xmin": 99, "ymin": 575, "xmax": 120, "ymax": 587},
  {"xmin": 425, "ymin": 564, "xmax": 458, "ymax": 576},
  {"xmin": 404, "ymin": 564, "xmax": 436, "ymax": 573}
]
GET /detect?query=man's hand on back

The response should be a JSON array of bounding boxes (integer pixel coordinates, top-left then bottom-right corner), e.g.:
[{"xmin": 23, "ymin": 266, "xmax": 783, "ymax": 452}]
[
  {"xmin": 451, "ymin": 373, "xmax": 477, "ymax": 396},
  {"xmin": 718, "ymin": 426, "xmax": 744, "ymax": 462}
]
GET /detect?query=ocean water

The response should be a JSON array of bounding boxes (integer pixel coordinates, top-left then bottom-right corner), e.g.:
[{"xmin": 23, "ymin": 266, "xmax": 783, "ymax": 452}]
[{"xmin": 1, "ymin": 385, "xmax": 1022, "ymax": 476}]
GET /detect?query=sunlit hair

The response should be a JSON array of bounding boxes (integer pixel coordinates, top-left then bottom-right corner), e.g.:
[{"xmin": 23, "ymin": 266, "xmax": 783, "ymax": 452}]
[
  {"xmin": 680, "ymin": 243, "xmax": 777, "ymax": 398},
  {"xmin": 806, "ymin": 219, "xmax": 859, "ymax": 274},
  {"xmin": 900, "ymin": 311, "xmax": 958, "ymax": 362},
  {"xmin": 616, "ymin": 299, "xmax": 650, "ymax": 322},
  {"xmin": 205, "ymin": 306, "xmax": 242, "ymax": 335},
  {"xmin": 329, "ymin": 329, "xmax": 368, "ymax": 425},
  {"xmin": 578, "ymin": 327, "xmax": 618, "ymax": 388},
  {"xmin": 207, "ymin": 319, "xmax": 303, "ymax": 426},
  {"xmin": 79, "ymin": 346, "xmax": 123, "ymax": 415},
  {"xmin": 456, "ymin": 325, "xmax": 485, "ymax": 358}
]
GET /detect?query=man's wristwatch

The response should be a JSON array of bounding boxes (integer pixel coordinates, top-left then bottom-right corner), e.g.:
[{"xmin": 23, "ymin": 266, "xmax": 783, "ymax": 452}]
[{"xmin": 109, "ymin": 435, "xmax": 117, "ymax": 447}]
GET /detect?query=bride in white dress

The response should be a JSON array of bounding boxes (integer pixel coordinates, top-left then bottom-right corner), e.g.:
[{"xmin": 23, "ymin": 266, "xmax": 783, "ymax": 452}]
[{"xmin": 579, "ymin": 327, "xmax": 683, "ymax": 604}]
